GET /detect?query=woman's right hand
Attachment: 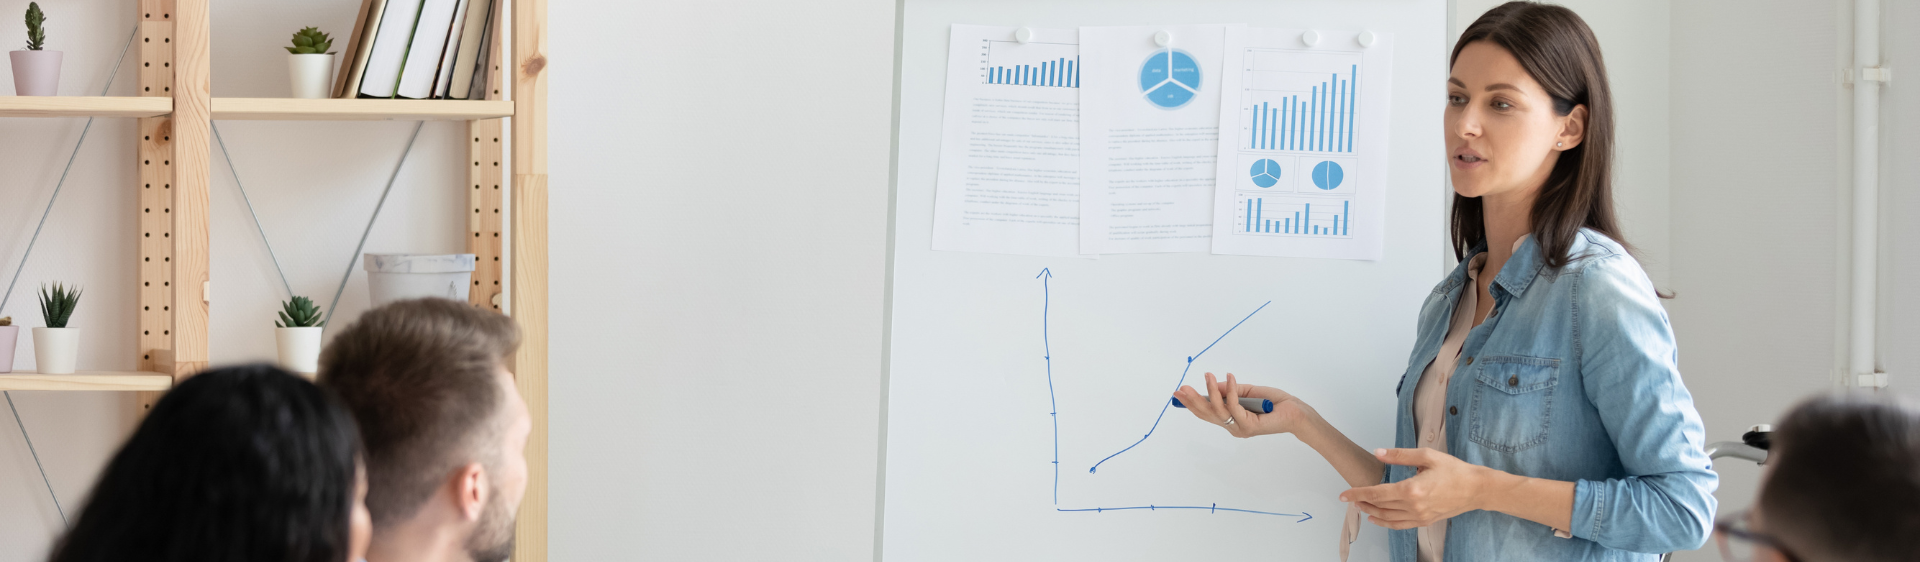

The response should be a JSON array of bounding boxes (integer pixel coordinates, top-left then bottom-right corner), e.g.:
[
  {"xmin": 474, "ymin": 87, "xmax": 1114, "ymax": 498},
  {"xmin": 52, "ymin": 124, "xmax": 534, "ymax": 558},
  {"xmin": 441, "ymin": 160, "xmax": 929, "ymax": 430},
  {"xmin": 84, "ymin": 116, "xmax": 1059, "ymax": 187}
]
[{"xmin": 1173, "ymin": 372, "xmax": 1315, "ymax": 439}]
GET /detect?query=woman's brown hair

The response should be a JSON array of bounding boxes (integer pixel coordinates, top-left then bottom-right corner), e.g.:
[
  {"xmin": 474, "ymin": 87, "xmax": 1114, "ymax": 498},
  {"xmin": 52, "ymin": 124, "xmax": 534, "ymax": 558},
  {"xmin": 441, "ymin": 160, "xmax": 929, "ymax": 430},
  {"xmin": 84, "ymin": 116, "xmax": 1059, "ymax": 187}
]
[{"xmin": 1449, "ymin": 2, "xmax": 1625, "ymax": 269}]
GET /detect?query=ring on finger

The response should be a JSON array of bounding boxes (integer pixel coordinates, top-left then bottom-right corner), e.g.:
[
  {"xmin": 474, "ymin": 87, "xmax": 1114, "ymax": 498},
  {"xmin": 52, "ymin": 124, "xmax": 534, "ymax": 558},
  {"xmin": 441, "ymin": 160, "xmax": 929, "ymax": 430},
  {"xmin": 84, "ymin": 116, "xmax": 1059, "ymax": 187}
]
[{"xmin": 1223, "ymin": 416, "xmax": 1236, "ymax": 426}]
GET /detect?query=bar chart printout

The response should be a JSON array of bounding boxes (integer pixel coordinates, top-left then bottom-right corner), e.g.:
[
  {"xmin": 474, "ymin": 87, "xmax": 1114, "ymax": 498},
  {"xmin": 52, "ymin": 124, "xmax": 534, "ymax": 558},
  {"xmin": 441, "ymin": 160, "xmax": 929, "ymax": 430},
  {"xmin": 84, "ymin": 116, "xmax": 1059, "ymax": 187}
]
[
  {"xmin": 1211, "ymin": 28, "xmax": 1393, "ymax": 260},
  {"xmin": 1242, "ymin": 52, "xmax": 1361, "ymax": 153},
  {"xmin": 983, "ymin": 39, "xmax": 1081, "ymax": 88},
  {"xmin": 1239, "ymin": 196, "xmax": 1352, "ymax": 237}
]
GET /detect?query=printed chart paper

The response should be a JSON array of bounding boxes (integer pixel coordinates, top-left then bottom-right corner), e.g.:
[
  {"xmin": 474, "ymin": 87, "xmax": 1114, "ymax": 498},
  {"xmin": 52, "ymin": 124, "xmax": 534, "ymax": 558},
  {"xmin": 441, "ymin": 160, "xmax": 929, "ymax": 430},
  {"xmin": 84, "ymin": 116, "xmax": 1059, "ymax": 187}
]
[
  {"xmin": 1210, "ymin": 28, "xmax": 1394, "ymax": 260},
  {"xmin": 930, "ymin": 25, "xmax": 1085, "ymax": 257},
  {"xmin": 1078, "ymin": 25, "xmax": 1236, "ymax": 254}
]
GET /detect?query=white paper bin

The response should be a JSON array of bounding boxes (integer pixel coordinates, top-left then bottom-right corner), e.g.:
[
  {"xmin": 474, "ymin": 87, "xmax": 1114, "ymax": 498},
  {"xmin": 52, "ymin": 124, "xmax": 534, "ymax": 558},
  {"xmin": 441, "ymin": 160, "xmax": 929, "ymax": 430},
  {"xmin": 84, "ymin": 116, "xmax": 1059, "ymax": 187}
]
[{"xmin": 364, "ymin": 254, "xmax": 475, "ymax": 306}]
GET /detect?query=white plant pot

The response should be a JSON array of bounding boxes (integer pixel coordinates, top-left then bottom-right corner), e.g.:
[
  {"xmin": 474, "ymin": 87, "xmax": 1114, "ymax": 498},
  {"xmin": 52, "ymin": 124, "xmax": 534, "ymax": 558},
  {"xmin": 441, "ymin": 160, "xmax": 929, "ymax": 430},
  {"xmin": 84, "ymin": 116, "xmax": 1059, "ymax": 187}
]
[
  {"xmin": 276, "ymin": 326, "xmax": 324, "ymax": 375},
  {"xmin": 364, "ymin": 254, "xmax": 475, "ymax": 306},
  {"xmin": 32, "ymin": 327, "xmax": 78, "ymax": 374},
  {"xmin": 0, "ymin": 326, "xmax": 18, "ymax": 373},
  {"xmin": 288, "ymin": 53, "xmax": 335, "ymax": 99},
  {"xmin": 10, "ymin": 50, "xmax": 63, "ymax": 96}
]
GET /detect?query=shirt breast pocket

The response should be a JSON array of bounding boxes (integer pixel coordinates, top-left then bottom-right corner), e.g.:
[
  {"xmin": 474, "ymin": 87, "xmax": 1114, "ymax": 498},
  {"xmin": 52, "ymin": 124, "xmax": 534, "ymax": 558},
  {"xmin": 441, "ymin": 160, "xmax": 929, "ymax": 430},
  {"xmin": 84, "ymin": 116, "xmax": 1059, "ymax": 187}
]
[{"xmin": 1466, "ymin": 355, "xmax": 1560, "ymax": 454}]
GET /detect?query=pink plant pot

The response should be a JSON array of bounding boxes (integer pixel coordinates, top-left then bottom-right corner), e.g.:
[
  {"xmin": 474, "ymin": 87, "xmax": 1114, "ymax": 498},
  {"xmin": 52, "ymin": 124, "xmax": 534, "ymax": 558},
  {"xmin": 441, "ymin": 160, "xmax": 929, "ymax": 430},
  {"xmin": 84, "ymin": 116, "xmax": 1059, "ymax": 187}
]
[
  {"xmin": 10, "ymin": 50, "xmax": 63, "ymax": 96},
  {"xmin": 0, "ymin": 326, "xmax": 15, "ymax": 373}
]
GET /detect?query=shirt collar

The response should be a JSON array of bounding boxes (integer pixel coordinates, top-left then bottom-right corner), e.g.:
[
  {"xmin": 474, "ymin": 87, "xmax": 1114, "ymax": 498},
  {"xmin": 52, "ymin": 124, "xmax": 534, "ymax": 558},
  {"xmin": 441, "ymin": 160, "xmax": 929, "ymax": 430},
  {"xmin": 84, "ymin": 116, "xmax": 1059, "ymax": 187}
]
[{"xmin": 1464, "ymin": 235, "xmax": 1545, "ymax": 297}]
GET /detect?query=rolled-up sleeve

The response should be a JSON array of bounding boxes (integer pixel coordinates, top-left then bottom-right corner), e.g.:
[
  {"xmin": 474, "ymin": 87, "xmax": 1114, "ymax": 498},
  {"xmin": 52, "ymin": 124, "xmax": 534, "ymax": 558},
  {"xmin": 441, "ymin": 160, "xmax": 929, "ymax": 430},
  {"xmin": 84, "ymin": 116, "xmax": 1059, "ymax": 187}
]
[{"xmin": 1568, "ymin": 255, "xmax": 1718, "ymax": 553}]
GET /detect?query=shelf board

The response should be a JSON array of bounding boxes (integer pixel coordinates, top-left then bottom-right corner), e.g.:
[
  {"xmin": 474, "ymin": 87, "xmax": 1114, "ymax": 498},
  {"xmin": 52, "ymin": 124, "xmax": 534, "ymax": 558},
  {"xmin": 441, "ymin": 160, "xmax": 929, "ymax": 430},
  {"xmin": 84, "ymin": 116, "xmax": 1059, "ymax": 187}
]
[
  {"xmin": 212, "ymin": 98, "xmax": 515, "ymax": 121},
  {"xmin": 0, "ymin": 96, "xmax": 172, "ymax": 118},
  {"xmin": 0, "ymin": 371, "xmax": 173, "ymax": 392}
]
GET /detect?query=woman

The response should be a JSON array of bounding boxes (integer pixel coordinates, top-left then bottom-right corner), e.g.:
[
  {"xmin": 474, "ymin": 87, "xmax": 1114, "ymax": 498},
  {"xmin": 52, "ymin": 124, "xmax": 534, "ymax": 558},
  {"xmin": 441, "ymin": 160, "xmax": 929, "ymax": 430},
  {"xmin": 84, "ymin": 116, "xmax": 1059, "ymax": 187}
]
[
  {"xmin": 1173, "ymin": 3, "xmax": 1716, "ymax": 561},
  {"xmin": 46, "ymin": 364, "xmax": 372, "ymax": 562}
]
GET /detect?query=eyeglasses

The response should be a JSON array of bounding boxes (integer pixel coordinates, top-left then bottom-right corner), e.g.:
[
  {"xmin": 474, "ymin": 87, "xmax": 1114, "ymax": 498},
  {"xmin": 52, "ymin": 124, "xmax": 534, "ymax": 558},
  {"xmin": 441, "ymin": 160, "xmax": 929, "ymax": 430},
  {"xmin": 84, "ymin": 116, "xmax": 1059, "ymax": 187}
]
[{"xmin": 1714, "ymin": 509, "xmax": 1800, "ymax": 562}]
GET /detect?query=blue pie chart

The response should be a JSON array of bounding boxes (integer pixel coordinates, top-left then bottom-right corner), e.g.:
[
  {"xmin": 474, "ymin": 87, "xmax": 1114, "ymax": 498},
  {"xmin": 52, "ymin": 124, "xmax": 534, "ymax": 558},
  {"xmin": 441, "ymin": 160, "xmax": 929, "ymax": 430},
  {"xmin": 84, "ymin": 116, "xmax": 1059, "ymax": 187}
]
[
  {"xmin": 1311, "ymin": 161, "xmax": 1345, "ymax": 190},
  {"xmin": 1249, "ymin": 159, "xmax": 1282, "ymax": 188},
  {"xmin": 1140, "ymin": 49, "xmax": 1202, "ymax": 109}
]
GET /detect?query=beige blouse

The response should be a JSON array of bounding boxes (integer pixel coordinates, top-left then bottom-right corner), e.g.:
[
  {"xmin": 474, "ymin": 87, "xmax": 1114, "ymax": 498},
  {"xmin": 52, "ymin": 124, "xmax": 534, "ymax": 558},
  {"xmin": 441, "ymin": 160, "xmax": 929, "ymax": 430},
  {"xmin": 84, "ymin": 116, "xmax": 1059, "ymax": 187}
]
[{"xmin": 1339, "ymin": 237, "xmax": 1519, "ymax": 562}]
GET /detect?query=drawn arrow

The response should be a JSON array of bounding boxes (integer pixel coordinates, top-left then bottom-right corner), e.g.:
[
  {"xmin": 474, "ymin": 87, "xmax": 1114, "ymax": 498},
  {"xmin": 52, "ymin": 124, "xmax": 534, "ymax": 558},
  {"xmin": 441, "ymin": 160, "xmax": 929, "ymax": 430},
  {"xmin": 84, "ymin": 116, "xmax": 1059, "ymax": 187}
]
[{"xmin": 1297, "ymin": 512, "xmax": 1313, "ymax": 523}]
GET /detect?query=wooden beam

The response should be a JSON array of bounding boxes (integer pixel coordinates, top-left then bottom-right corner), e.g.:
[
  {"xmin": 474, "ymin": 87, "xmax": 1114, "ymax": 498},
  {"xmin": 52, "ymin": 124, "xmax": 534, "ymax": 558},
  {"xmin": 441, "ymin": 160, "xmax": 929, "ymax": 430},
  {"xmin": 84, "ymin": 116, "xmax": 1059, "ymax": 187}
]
[
  {"xmin": 136, "ymin": 0, "xmax": 176, "ymax": 416},
  {"xmin": 210, "ymin": 98, "xmax": 514, "ymax": 121},
  {"xmin": 468, "ymin": 119, "xmax": 505, "ymax": 311},
  {"xmin": 510, "ymin": 0, "xmax": 549, "ymax": 558},
  {"xmin": 169, "ymin": 0, "xmax": 210, "ymax": 381},
  {"xmin": 0, "ymin": 372, "xmax": 174, "ymax": 392},
  {"xmin": 0, "ymin": 96, "xmax": 171, "ymax": 118}
]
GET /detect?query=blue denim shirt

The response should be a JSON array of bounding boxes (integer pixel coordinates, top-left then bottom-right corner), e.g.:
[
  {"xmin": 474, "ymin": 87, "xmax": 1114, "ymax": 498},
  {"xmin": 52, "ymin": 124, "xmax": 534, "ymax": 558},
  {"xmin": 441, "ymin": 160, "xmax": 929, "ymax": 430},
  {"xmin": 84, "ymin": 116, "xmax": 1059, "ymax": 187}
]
[{"xmin": 1387, "ymin": 229, "xmax": 1717, "ymax": 561}]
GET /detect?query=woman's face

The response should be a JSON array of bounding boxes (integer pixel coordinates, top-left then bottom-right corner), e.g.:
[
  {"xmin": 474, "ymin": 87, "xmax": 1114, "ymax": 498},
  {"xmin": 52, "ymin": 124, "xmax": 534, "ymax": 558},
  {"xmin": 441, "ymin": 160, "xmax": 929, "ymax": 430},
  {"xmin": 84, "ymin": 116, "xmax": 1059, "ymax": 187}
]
[
  {"xmin": 1445, "ymin": 41, "xmax": 1585, "ymax": 202},
  {"xmin": 348, "ymin": 461, "xmax": 372, "ymax": 562}
]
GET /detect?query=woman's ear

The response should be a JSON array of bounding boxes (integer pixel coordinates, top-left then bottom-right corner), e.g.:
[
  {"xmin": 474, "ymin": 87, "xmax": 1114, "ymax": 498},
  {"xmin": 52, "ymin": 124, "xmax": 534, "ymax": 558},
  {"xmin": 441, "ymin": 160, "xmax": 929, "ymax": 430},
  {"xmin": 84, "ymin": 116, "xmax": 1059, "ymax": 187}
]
[{"xmin": 1556, "ymin": 104, "xmax": 1588, "ymax": 151}]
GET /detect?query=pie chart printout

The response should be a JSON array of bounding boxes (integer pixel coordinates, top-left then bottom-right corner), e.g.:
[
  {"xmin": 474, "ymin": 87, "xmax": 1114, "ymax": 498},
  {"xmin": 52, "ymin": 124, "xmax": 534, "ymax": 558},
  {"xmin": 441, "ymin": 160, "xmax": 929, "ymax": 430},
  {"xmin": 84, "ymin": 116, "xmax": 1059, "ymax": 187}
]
[
  {"xmin": 1139, "ymin": 49, "xmax": 1202, "ymax": 109},
  {"xmin": 1311, "ymin": 160, "xmax": 1345, "ymax": 190},
  {"xmin": 1249, "ymin": 159, "xmax": 1282, "ymax": 188}
]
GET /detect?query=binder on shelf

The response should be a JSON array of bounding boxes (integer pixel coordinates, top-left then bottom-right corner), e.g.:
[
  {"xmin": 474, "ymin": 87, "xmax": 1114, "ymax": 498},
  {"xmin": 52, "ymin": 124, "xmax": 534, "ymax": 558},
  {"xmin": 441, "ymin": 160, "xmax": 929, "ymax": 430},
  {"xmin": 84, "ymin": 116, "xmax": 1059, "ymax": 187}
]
[
  {"xmin": 394, "ymin": 0, "xmax": 462, "ymax": 99},
  {"xmin": 333, "ymin": 0, "xmax": 387, "ymax": 98},
  {"xmin": 449, "ymin": 0, "xmax": 497, "ymax": 100},
  {"xmin": 357, "ymin": 0, "xmax": 428, "ymax": 97},
  {"xmin": 358, "ymin": 0, "xmax": 426, "ymax": 98},
  {"xmin": 430, "ymin": 0, "xmax": 474, "ymax": 99}
]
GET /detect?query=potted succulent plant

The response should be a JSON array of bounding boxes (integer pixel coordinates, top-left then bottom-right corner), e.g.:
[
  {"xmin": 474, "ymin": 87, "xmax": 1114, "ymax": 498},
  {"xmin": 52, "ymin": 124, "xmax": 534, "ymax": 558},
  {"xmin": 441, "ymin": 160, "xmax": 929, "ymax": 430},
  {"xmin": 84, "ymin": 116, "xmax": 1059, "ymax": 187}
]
[
  {"xmin": 285, "ymin": 26, "xmax": 334, "ymax": 99},
  {"xmin": 10, "ymin": 2, "xmax": 61, "ymax": 96},
  {"xmin": 274, "ymin": 296, "xmax": 325, "ymax": 375},
  {"xmin": 0, "ymin": 316, "xmax": 16, "ymax": 373},
  {"xmin": 33, "ymin": 283, "xmax": 79, "ymax": 374}
]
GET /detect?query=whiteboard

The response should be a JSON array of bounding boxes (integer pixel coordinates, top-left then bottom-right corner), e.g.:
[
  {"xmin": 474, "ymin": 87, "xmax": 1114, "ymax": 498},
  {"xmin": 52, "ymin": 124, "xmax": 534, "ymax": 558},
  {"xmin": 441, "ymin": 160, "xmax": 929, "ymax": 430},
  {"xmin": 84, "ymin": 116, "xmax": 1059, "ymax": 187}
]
[{"xmin": 884, "ymin": 1, "xmax": 1444, "ymax": 560}]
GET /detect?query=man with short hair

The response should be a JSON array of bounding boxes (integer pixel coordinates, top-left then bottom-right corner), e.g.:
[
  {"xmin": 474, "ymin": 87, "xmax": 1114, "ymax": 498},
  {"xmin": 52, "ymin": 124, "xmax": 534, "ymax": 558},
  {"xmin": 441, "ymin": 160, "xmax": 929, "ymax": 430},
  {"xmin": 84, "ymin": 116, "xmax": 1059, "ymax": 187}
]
[
  {"xmin": 1718, "ymin": 391, "xmax": 1920, "ymax": 562},
  {"xmin": 318, "ymin": 298, "xmax": 532, "ymax": 562}
]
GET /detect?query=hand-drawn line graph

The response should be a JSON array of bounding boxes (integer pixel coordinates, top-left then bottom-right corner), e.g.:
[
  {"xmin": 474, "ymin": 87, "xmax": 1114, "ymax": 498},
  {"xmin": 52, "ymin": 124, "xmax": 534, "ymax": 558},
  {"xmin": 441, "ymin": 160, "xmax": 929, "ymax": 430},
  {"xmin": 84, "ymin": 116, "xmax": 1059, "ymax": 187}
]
[{"xmin": 1036, "ymin": 268, "xmax": 1311, "ymax": 522}]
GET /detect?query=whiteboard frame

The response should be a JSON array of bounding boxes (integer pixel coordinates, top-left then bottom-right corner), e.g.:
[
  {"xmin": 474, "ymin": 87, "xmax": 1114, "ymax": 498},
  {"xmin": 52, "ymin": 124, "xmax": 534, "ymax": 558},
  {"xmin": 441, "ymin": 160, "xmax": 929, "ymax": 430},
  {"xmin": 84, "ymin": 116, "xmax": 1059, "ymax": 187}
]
[{"xmin": 877, "ymin": 1, "xmax": 1451, "ymax": 559}]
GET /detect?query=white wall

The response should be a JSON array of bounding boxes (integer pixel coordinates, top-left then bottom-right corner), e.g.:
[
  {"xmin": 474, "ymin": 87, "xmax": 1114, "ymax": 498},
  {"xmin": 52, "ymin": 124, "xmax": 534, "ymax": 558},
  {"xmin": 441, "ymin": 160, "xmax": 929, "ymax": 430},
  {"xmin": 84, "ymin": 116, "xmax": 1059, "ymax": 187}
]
[
  {"xmin": 545, "ymin": 0, "xmax": 895, "ymax": 560},
  {"xmin": 1668, "ymin": 2, "xmax": 1848, "ymax": 559},
  {"xmin": 1885, "ymin": 0, "xmax": 1920, "ymax": 393}
]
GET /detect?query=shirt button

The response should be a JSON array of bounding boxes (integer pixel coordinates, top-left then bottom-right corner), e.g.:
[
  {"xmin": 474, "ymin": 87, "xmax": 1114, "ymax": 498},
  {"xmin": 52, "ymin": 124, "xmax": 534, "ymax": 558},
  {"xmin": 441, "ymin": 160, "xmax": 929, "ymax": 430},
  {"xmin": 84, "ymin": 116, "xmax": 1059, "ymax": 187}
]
[
  {"xmin": 1465, "ymin": 357, "xmax": 1475, "ymax": 365},
  {"xmin": 1449, "ymin": 406, "xmax": 1458, "ymax": 416},
  {"xmin": 1508, "ymin": 375, "xmax": 1520, "ymax": 386}
]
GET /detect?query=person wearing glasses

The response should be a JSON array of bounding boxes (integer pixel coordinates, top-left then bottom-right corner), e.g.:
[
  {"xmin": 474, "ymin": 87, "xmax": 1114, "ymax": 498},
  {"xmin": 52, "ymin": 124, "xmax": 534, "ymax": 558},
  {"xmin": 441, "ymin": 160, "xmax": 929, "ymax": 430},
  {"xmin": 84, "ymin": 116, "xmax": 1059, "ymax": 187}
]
[
  {"xmin": 1715, "ymin": 391, "xmax": 1920, "ymax": 562},
  {"xmin": 1172, "ymin": 3, "xmax": 1717, "ymax": 561}
]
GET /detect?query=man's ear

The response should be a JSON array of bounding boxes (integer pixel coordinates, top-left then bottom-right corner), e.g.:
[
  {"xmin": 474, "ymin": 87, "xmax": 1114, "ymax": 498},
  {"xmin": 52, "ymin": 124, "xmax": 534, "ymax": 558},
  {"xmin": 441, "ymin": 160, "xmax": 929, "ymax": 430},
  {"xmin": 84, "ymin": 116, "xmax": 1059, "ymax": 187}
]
[{"xmin": 453, "ymin": 462, "xmax": 490, "ymax": 522}]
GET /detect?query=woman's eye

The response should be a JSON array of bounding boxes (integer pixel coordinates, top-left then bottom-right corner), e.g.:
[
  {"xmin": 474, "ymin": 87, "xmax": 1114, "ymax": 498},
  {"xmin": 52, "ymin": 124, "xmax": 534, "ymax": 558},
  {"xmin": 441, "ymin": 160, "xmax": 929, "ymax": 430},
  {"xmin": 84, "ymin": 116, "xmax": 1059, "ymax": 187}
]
[
  {"xmin": 1491, "ymin": 100, "xmax": 1512, "ymax": 110},
  {"xmin": 1447, "ymin": 95, "xmax": 1467, "ymax": 106}
]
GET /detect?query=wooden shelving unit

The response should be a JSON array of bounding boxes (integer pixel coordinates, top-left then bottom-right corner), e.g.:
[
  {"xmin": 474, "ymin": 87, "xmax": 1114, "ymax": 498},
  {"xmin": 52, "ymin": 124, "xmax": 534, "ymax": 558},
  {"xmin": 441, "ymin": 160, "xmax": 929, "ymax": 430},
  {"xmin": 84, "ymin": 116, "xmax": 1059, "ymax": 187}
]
[
  {"xmin": 0, "ymin": 96, "xmax": 170, "ymax": 118},
  {"xmin": 211, "ymin": 98, "xmax": 516, "ymax": 121},
  {"xmin": 0, "ymin": 372, "xmax": 174, "ymax": 392},
  {"xmin": 1, "ymin": 0, "xmax": 549, "ymax": 558}
]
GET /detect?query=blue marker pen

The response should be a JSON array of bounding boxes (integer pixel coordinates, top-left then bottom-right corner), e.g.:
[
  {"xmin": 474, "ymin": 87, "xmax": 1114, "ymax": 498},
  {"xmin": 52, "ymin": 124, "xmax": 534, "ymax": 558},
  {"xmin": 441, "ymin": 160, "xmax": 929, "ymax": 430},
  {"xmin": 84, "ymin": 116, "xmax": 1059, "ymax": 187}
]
[{"xmin": 1171, "ymin": 396, "xmax": 1274, "ymax": 414}]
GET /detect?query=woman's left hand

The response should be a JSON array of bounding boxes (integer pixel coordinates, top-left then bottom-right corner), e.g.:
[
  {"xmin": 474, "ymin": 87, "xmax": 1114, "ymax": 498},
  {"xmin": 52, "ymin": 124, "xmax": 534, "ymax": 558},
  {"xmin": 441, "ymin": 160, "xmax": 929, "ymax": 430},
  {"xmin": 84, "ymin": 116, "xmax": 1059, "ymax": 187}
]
[{"xmin": 1338, "ymin": 448, "xmax": 1494, "ymax": 530}]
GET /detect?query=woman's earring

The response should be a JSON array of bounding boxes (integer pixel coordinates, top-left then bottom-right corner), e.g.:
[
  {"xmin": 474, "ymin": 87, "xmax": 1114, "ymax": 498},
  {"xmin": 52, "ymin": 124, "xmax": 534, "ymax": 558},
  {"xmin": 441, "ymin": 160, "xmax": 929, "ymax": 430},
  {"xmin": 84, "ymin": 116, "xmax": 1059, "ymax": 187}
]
[{"xmin": 1556, "ymin": 142, "xmax": 1564, "ymax": 148}]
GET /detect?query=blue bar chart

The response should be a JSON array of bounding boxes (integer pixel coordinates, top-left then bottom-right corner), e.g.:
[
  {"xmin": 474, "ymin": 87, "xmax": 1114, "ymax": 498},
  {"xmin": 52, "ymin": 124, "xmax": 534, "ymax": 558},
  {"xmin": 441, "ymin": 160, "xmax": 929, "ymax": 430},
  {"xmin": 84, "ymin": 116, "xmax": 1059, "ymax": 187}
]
[
  {"xmin": 982, "ymin": 40, "xmax": 1081, "ymax": 88},
  {"xmin": 1237, "ymin": 196, "xmax": 1351, "ymax": 238},
  {"xmin": 1241, "ymin": 51, "xmax": 1362, "ymax": 154},
  {"xmin": 987, "ymin": 57, "xmax": 1080, "ymax": 87}
]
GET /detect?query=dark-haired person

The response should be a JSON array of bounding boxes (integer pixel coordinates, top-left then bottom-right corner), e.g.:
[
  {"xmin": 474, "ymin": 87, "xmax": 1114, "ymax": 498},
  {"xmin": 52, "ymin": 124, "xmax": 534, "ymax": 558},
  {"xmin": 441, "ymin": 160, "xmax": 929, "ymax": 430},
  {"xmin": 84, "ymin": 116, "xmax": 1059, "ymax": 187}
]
[
  {"xmin": 47, "ymin": 364, "xmax": 371, "ymax": 562},
  {"xmin": 317, "ymin": 298, "xmax": 530, "ymax": 562},
  {"xmin": 1174, "ymin": 3, "xmax": 1715, "ymax": 561},
  {"xmin": 1715, "ymin": 392, "xmax": 1920, "ymax": 562}
]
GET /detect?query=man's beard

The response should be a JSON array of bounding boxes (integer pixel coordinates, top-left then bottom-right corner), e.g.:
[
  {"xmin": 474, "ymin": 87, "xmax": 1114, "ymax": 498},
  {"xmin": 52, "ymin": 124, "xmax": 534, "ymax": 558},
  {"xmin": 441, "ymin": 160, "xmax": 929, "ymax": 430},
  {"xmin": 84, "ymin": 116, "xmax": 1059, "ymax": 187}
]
[{"xmin": 465, "ymin": 488, "xmax": 517, "ymax": 562}]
